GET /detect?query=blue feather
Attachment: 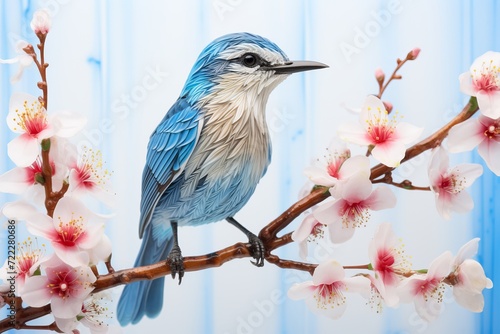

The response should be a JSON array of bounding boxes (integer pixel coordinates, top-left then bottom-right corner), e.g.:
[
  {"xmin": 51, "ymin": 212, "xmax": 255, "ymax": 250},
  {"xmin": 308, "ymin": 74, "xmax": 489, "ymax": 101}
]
[
  {"xmin": 118, "ymin": 32, "xmax": 295, "ymax": 326},
  {"xmin": 117, "ymin": 225, "xmax": 173, "ymax": 325}
]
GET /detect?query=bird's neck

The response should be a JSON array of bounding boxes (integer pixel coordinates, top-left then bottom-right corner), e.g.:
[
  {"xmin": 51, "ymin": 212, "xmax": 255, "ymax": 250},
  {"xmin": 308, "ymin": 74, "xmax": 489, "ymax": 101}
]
[{"xmin": 195, "ymin": 72, "xmax": 287, "ymax": 134}]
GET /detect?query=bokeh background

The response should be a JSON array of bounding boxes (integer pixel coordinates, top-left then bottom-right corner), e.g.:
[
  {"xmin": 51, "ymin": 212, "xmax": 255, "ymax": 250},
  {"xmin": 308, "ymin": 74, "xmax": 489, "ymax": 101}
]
[{"xmin": 1, "ymin": 0, "xmax": 499, "ymax": 333}]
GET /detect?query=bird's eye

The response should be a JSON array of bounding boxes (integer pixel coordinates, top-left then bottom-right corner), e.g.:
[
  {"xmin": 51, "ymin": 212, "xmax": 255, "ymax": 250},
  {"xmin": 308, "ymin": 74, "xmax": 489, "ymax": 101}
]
[{"xmin": 241, "ymin": 53, "xmax": 259, "ymax": 68}]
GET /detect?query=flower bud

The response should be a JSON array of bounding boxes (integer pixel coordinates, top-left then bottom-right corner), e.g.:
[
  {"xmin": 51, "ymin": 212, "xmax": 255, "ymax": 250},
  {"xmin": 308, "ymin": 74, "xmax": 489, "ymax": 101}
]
[
  {"xmin": 407, "ymin": 47, "xmax": 421, "ymax": 60},
  {"xmin": 30, "ymin": 9, "xmax": 51, "ymax": 35},
  {"xmin": 374, "ymin": 67, "xmax": 385, "ymax": 83}
]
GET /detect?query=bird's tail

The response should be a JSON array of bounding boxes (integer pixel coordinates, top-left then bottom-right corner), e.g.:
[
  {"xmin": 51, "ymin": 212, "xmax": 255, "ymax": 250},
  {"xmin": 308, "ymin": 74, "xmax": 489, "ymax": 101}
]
[{"xmin": 117, "ymin": 224, "xmax": 173, "ymax": 326}]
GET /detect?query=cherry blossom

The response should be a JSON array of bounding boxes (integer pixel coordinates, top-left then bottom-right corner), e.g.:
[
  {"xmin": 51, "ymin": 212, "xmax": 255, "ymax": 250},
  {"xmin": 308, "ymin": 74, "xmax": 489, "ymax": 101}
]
[
  {"xmin": 0, "ymin": 238, "xmax": 45, "ymax": 291},
  {"xmin": 459, "ymin": 51, "xmax": 500, "ymax": 119},
  {"xmin": 0, "ymin": 40, "xmax": 34, "ymax": 83},
  {"xmin": 6, "ymin": 92, "xmax": 86, "ymax": 167},
  {"xmin": 447, "ymin": 114, "xmax": 500, "ymax": 175},
  {"xmin": 55, "ymin": 291, "xmax": 115, "ymax": 334},
  {"xmin": 428, "ymin": 147, "xmax": 483, "ymax": 219},
  {"xmin": 288, "ymin": 259, "xmax": 371, "ymax": 319},
  {"xmin": 303, "ymin": 140, "xmax": 351, "ymax": 188},
  {"xmin": 30, "ymin": 9, "xmax": 52, "ymax": 34},
  {"xmin": 398, "ymin": 251, "xmax": 453, "ymax": 322},
  {"xmin": 305, "ymin": 150, "xmax": 371, "ymax": 200},
  {"xmin": 68, "ymin": 147, "xmax": 115, "ymax": 206},
  {"xmin": 313, "ymin": 174, "xmax": 396, "ymax": 243},
  {"xmin": 20, "ymin": 254, "xmax": 96, "ymax": 319},
  {"xmin": 449, "ymin": 238, "xmax": 493, "ymax": 312},
  {"xmin": 338, "ymin": 95, "xmax": 423, "ymax": 167},
  {"xmin": 2, "ymin": 197, "xmax": 111, "ymax": 267},
  {"xmin": 291, "ymin": 213, "xmax": 326, "ymax": 259},
  {"xmin": 368, "ymin": 223, "xmax": 411, "ymax": 307}
]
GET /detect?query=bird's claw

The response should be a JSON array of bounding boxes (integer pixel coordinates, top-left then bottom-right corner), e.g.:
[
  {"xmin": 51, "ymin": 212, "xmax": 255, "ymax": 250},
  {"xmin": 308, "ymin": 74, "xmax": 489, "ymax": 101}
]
[
  {"xmin": 248, "ymin": 234, "xmax": 265, "ymax": 267},
  {"xmin": 167, "ymin": 245, "xmax": 184, "ymax": 284}
]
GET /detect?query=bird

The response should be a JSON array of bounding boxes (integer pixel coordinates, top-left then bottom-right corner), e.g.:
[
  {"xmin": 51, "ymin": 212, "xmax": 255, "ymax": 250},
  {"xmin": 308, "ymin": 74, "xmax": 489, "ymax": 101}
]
[{"xmin": 117, "ymin": 32, "xmax": 327, "ymax": 326}]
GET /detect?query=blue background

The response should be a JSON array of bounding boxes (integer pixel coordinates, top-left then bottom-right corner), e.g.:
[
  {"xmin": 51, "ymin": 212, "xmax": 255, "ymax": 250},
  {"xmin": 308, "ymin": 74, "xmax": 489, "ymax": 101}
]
[{"xmin": 0, "ymin": 1, "xmax": 499, "ymax": 333}]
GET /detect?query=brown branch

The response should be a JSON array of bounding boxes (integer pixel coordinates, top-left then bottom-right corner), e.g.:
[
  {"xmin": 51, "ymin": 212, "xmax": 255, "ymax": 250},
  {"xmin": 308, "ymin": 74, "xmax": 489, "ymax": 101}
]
[
  {"xmin": 377, "ymin": 48, "xmax": 419, "ymax": 99},
  {"xmin": 372, "ymin": 172, "xmax": 431, "ymax": 191}
]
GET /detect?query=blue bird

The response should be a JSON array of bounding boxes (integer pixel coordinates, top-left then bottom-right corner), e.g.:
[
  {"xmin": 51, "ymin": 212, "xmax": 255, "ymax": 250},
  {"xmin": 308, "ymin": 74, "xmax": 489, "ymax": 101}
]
[{"xmin": 117, "ymin": 32, "xmax": 327, "ymax": 326}]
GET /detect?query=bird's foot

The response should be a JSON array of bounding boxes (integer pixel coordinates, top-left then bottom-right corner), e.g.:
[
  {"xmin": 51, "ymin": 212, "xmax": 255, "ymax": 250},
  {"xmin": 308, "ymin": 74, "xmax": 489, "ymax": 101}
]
[
  {"xmin": 167, "ymin": 245, "xmax": 184, "ymax": 284},
  {"xmin": 248, "ymin": 233, "xmax": 265, "ymax": 267}
]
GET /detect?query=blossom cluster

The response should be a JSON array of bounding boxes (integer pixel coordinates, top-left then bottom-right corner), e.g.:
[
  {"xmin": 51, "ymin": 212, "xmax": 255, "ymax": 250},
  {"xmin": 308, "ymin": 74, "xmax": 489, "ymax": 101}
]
[
  {"xmin": 289, "ymin": 224, "xmax": 493, "ymax": 321},
  {"xmin": 290, "ymin": 50, "xmax": 497, "ymax": 321},
  {"xmin": 0, "ymin": 9, "xmax": 115, "ymax": 333}
]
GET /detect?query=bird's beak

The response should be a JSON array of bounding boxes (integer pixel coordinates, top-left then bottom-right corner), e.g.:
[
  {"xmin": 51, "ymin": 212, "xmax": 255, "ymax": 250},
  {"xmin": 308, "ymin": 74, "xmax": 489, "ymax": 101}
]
[{"xmin": 262, "ymin": 60, "xmax": 328, "ymax": 74}]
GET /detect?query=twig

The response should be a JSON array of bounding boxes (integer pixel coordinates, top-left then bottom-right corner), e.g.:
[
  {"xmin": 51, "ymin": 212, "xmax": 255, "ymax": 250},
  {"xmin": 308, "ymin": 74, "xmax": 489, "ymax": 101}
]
[{"xmin": 372, "ymin": 172, "xmax": 431, "ymax": 191}]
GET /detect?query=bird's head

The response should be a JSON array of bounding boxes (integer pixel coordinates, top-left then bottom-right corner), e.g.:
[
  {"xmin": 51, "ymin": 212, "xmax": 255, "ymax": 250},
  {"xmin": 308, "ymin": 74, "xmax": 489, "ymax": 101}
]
[{"xmin": 181, "ymin": 32, "xmax": 327, "ymax": 107}]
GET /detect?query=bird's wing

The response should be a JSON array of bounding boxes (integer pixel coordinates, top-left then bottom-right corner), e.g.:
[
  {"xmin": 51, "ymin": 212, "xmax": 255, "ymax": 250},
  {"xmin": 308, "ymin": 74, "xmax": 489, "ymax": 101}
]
[{"xmin": 139, "ymin": 97, "xmax": 202, "ymax": 238}]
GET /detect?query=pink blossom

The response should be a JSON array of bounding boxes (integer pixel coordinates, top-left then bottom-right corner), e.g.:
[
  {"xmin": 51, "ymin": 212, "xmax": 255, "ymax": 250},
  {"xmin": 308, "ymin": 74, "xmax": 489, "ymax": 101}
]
[
  {"xmin": 20, "ymin": 255, "xmax": 96, "ymax": 319},
  {"xmin": 6, "ymin": 93, "xmax": 86, "ymax": 167},
  {"xmin": 313, "ymin": 174, "xmax": 396, "ymax": 244},
  {"xmin": 459, "ymin": 51, "xmax": 500, "ymax": 119},
  {"xmin": 304, "ymin": 147, "xmax": 371, "ymax": 199},
  {"xmin": 55, "ymin": 291, "xmax": 114, "ymax": 333},
  {"xmin": 303, "ymin": 139, "xmax": 351, "ymax": 188},
  {"xmin": 428, "ymin": 147, "xmax": 483, "ymax": 219},
  {"xmin": 447, "ymin": 115, "xmax": 500, "ymax": 175},
  {"xmin": 368, "ymin": 223, "xmax": 411, "ymax": 307},
  {"xmin": 338, "ymin": 95, "xmax": 422, "ymax": 167},
  {"xmin": 291, "ymin": 213, "xmax": 325, "ymax": 259},
  {"xmin": 2, "ymin": 197, "xmax": 111, "ymax": 267},
  {"xmin": 30, "ymin": 9, "xmax": 52, "ymax": 34},
  {"xmin": 288, "ymin": 259, "xmax": 371, "ymax": 319},
  {"xmin": 68, "ymin": 147, "xmax": 115, "ymax": 207},
  {"xmin": 449, "ymin": 238, "xmax": 493, "ymax": 312},
  {"xmin": 0, "ymin": 238, "xmax": 45, "ymax": 291},
  {"xmin": 398, "ymin": 251, "xmax": 453, "ymax": 322}
]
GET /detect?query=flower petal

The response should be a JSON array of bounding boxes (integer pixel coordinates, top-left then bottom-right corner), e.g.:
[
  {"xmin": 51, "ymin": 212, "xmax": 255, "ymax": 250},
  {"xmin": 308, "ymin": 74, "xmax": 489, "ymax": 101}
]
[
  {"xmin": 447, "ymin": 118, "xmax": 485, "ymax": 153},
  {"xmin": 313, "ymin": 201, "xmax": 342, "ymax": 226},
  {"xmin": 343, "ymin": 275, "xmax": 372, "ymax": 298},
  {"xmin": 371, "ymin": 140, "xmax": 406, "ymax": 167},
  {"xmin": 363, "ymin": 186, "xmax": 396, "ymax": 211},
  {"xmin": 304, "ymin": 165, "xmax": 337, "ymax": 187},
  {"xmin": 454, "ymin": 238, "xmax": 480, "ymax": 267},
  {"xmin": 476, "ymin": 90, "xmax": 500, "ymax": 119},
  {"xmin": 0, "ymin": 167, "xmax": 31, "ymax": 194},
  {"xmin": 393, "ymin": 122, "xmax": 423, "ymax": 145},
  {"xmin": 312, "ymin": 260, "xmax": 345, "ymax": 285},
  {"xmin": 292, "ymin": 214, "xmax": 319, "ymax": 243},
  {"xmin": 338, "ymin": 173, "xmax": 372, "ymax": 202},
  {"xmin": 337, "ymin": 122, "xmax": 372, "ymax": 146},
  {"xmin": 7, "ymin": 134, "xmax": 39, "ymax": 167},
  {"xmin": 328, "ymin": 218, "xmax": 356, "ymax": 244},
  {"xmin": 287, "ymin": 281, "xmax": 316, "ymax": 300},
  {"xmin": 88, "ymin": 234, "xmax": 112, "ymax": 265},
  {"xmin": 19, "ymin": 276, "xmax": 51, "ymax": 307},
  {"xmin": 427, "ymin": 251, "xmax": 453, "ymax": 278},
  {"xmin": 478, "ymin": 137, "xmax": 500, "ymax": 175},
  {"xmin": 51, "ymin": 294, "xmax": 86, "ymax": 319}
]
